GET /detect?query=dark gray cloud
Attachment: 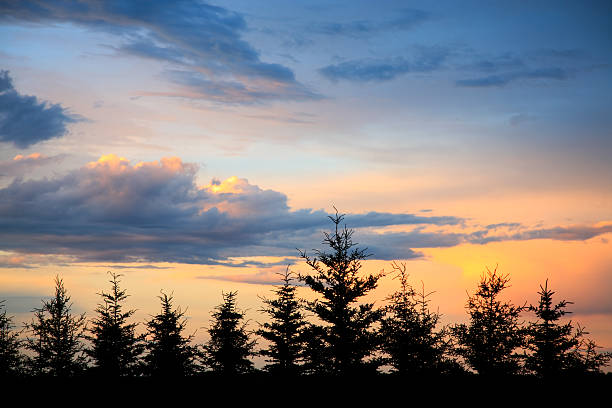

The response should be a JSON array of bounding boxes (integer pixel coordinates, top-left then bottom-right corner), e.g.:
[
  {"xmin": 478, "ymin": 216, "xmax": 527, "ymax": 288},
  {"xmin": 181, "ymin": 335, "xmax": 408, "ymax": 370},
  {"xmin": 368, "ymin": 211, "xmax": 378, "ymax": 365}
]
[
  {"xmin": 0, "ymin": 71, "xmax": 80, "ymax": 148},
  {"xmin": 319, "ymin": 47, "xmax": 449, "ymax": 82},
  {"xmin": 0, "ymin": 0, "xmax": 319, "ymax": 103},
  {"xmin": 0, "ymin": 155, "xmax": 465, "ymax": 265},
  {"xmin": 0, "ymin": 155, "xmax": 609, "ymax": 266},
  {"xmin": 310, "ymin": 8, "xmax": 429, "ymax": 37}
]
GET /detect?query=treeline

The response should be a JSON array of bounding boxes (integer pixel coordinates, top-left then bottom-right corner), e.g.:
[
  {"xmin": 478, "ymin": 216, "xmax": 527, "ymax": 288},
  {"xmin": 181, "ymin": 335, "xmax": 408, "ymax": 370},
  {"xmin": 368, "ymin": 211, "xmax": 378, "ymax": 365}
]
[{"xmin": 1, "ymin": 212, "xmax": 610, "ymax": 378}]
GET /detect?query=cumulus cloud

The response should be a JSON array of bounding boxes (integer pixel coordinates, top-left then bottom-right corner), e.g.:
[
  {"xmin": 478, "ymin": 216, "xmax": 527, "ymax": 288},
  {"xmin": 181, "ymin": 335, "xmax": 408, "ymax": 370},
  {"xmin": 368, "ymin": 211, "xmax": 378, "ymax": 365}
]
[
  {"xmin": 319, "ymin": 47, "xmax": 448, "ymax": 82},
  {"xmin": 0, "ymin": 0, "xmax": 319, "ymax": 103},
  {"xmin": 0, "ymin": 70, "xmax": 80, "ymax": 148},
  {"xmin": 0, "ymin": 155, "xmax": 610, "ymax": 266},
  {"xmin": 0, "ymin": 154, "xmax": 464, "ymax": 264}
]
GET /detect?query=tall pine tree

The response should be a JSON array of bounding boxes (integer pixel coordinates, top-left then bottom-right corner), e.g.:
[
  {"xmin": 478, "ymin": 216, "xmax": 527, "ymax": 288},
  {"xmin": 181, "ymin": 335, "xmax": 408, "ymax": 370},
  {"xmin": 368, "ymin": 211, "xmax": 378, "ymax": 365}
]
[
  {"xmin": 452, "ymin": 267, "xmax": 525, "ymax": 376},
  {"xmin": 256, "ymin": 267, "xmax": 307, "ymax": 375},
  {"xmin": 298, "ymin": 209, "xmax": 384, "ymax": 375},
  {"xmin": 25, "ymin": 276, "xmax": 88, "ymax": 376},
  {"xmin": 526, "ymin": 280, "xmax": 611, "ymax": 376},
  {"xmin": 144, "ymin": 292, "xmax": 196, "ymax": 377},
  {"xmin": 379, "ymin": 262, "xmax": 456, "ymax": 375},
  {"xmin": 203, "ymin": 291, "xmax": 256, "ymax": 375},
  {"xmin": 87, "ymin": 272, "xmax": 144, "ymax": 376}
]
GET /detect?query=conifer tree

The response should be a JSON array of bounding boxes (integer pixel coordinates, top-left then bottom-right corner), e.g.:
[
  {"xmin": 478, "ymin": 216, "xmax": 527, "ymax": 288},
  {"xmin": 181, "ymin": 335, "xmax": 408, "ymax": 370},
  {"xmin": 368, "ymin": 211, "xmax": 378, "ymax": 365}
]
[
  {"xmin": 526, "ymin": 280, "xmax": 611, "ymax": 376},
  {"xmin": 87, "ymin": 272, "xmax": 144, "ymax": 376},
  {"xmin": 452, "ymin": 267, "xmax": 525, "ymax": 376},
  {"xmin": 298, "ymin": 209, "xmax": 384, "ymax": 375},
  {"xmin": 256, "ymin": 267, "xmax": 307, "ymax": 375},
  {"xmin": 25, "ymin": 276, "xmax": 88, "ymax": 376},
  {"xmin": 144, "ymin": 292, "xmax": 196, "ymax": 377},
  {"xmin": 379, "ymin": 262, "xmax": 456, "ymax": 375},
  {"xmin": 0, "ymin": 300, "xmax": 24, "ymax": 376},
  {"xmin": 203, "ymin": 291, "xmax": 256, "ymax": 375}
]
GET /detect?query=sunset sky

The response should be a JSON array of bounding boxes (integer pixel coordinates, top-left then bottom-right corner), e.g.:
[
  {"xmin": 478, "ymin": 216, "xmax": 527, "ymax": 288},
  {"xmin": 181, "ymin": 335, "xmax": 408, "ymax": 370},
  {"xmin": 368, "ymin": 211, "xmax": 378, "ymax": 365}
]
[{"xmin": 0, "ymin": 0, "xmax": 611, "ymax": 361}]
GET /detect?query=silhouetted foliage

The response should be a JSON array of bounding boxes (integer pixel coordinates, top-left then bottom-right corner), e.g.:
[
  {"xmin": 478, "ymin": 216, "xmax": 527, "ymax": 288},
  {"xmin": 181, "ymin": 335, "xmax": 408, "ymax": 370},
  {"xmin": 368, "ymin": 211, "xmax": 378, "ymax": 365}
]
[
  {"xmin": 144, "ymin": 292, "xmax": 196, "ymax": 377},
  {"xmin": 256, "ymin": 267, "xmax": 307, "ymax": 375},
  {"xmin": 567, "ymin": 332, "xmax": 612, "ymax": 375},
  {"xmin": 0, "ymin": 300, "xmax": 24, "ymax": 376},
  {"xmin": 298, "ymin": 209, "xmax": 384, "ymax": 375},
  {"xmin": 452, "ymin": 267, "xmax": 525, "ymax": 376},
  {"xmin": 86, "ymin": 272, "xmax": 144, "ymax": 376},
  {"xmin": 379, "ymin": 262, "xmax": 458, "ymax": 375},
  {"xmin": 300, "ymin": 323, "xmax": 333, "ymax": 375},
  {"xmin": 203, "ymin": 291, "xmax": 256, "ymax": 375},
  {"xmin": 25, "ymin": 276, "xmax": 88, "ymax": 376},
  {"xmin": 526, "ymin": 280, "xmax": 611, "ymax": 377}
]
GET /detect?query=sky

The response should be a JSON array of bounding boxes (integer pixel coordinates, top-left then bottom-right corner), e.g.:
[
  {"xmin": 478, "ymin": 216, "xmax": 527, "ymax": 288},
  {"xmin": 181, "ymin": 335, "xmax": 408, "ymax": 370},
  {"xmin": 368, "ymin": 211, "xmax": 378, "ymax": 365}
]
[{"xmin": 0, "ymin": 0, "xmax": 611, "ymax": 362}]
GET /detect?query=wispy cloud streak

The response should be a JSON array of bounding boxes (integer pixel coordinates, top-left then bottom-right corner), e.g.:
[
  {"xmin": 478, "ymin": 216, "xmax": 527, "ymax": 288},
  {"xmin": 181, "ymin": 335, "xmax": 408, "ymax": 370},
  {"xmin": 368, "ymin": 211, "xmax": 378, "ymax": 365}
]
[{"xmin": 0, "ymin": 0, "xmax": 320, "ymax": 103}]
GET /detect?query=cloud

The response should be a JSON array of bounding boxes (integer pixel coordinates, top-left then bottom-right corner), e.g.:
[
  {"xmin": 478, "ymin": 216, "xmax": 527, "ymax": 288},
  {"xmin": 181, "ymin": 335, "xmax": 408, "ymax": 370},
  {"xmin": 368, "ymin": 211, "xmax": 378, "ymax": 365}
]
[
  {"xmin": 198, "ymin": 268, "xmax": 292, "ymax": 286},
  {"xmin": 456, "ymin": 67, "xmax": 569, "ymax": 87},
  {"xmin": 463, "ymin": 223, "xmax": 612, "ymax": 245},
  {"xmin": 0, "ymin": 1, "xmax": 319, "ymax": 103},
  {"xmin": 0, "ymin": 153, "xmax": 65, "ymax": 178},
  {"xmin": 154, "ymin": 69, "xmax": 321, "ymax": 104},
  {"xmin": 319, "ymin": 47, "xmax": 448, "ymax": 82},
  {"xmin": 0, "ymin": 154, "xmax": 463, "ymax": 264},
  {"xmin": 310, "ymin": 8, "xmax": 429, "ymax": 37},
  {"xmin": 0, "ymin": 253, "xmax": 74, "ymax": 268},
  {"xmin": 93, "ymin": 264, "xmax": 173, "ymax": 270},
  {"xmin": 0, "ymin": 70, "xmax": 80, "ymax": 148},
  {"xmin": 0, "ymin": 155, "xmax": 609, "ymax": 266}
]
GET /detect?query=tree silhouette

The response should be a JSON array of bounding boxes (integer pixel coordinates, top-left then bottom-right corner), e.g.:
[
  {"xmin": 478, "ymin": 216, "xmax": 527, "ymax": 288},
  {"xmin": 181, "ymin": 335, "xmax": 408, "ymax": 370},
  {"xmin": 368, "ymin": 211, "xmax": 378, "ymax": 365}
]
[
  {"xmin": 144, "ymin": 292, "xmax": 196, "ymax": 377},
  {"xmin": 526, "ymin": 280, "xmax": 611, "ymax": 377},
  {"xmin": 87, "ymin": 272, "xmax": 144, "ymax": 376},
  {"xmin": 256, "ymin": 267, "xmax": 307, "ymax": 375},
  {"xmin": 298, "ymin": 209, "xmax": 384, "ymax": 375},
  {"xmin": 452, "ymin": 267, "xmax": 525, "ymax": 376},
  {"xmin": 25, "ymin": 276, "xmax": 88, "ymax": 376},
  {"xmin": 379, "ymin": 262, "xmax": 457, "ymax": 376},
  {"xmin": 0, "ymin": 300, "xmax": 24, "ymax": 376},
  {"xmin": 203, "ymin": 291, "xmax": 256, "ymax": 375}
]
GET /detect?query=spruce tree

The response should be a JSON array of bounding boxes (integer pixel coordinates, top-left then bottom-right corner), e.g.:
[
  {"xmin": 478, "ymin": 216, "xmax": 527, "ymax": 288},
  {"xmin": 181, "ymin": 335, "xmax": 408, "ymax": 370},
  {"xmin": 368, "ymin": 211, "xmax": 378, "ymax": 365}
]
[
  {"xmin": 256, "ymin": 267, "xmax": 307, "ymax": 375},
  {"xmin": 452, "ymin": 267, "xmax": 525, "ymax": 376},
  {"xmin": 87, "ymin": 272, "xmax": 144, "ymax": 376},
  {"xmin": 526, "ymin": 280, "xmax": 611, "ymax": 376},
  {"xmin": 144, "ymin": 292, "xmax": 196, "ymax": 377},
  {"xmin": 298, "ymin": 209, "xmax": 384, "ymax": 375},
  {"xmin": 25, "ymin": 276, "xmax": 88, "ymax": 376},
  {"xmin": 203, "ymin": 291, "xmax": 256, "ymax": 375},
  {"xmin": 0, "ymin": 300, "xmax": 24, "ymax": 376},
  {"xmin": 379, "ymin": 262, "xmax": 455, "ymax": 375}
]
